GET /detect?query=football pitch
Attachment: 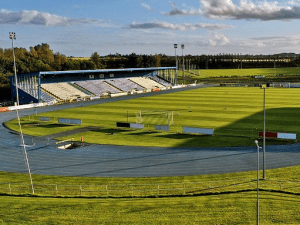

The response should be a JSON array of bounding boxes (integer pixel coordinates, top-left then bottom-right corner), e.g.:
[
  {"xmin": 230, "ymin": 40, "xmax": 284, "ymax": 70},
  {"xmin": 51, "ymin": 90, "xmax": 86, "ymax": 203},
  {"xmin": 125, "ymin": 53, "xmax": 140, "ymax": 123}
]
[
  {"xmin": 7, "ymin": 86, "xmax": 300, "ymax": 147},
  {"xmin": 178, "ymin": 67, "xmax": 300, "ymax": 78}
]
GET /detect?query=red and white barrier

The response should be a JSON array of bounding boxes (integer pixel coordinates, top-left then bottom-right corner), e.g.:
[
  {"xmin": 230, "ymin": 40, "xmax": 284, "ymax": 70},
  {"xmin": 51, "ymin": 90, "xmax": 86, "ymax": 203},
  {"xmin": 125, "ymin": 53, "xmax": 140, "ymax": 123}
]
[
  {"xmin": 259, "ymin": 132, "xmax": 297, "ymax": 140},
  {"xmin": 0, "ymin": 107, "xmax": 9, "ymax": 112}
]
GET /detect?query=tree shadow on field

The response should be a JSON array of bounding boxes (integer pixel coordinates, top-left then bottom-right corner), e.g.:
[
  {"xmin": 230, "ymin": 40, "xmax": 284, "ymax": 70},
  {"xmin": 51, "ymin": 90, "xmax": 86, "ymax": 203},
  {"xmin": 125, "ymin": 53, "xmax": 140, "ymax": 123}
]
[
  {"xmin": 23, "ymin": 122, "xmax": 73, "ymax": 129},
  {"xmin": 173, "ymin": 107, "xmax": 300, "ymax": 148},
  {"xmin": 129, "ymin": 131, "xmax": 160, "ymax": 135},
  {"xmin": 94, "ymin": 128, "xmax": 132, "ymax": 134}
]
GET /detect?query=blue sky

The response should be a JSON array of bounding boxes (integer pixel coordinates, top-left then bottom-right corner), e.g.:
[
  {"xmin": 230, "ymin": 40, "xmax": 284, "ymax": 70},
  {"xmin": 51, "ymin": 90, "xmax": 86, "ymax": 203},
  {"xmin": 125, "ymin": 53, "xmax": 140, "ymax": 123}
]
[{"xmin": 1, "ymin": 0, "xmax": 300, "ymax": 57}]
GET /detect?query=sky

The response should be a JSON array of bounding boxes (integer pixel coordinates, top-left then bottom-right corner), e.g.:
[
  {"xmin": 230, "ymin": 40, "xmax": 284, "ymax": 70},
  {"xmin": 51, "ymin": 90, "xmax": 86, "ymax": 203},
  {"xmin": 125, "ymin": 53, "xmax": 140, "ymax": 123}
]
[{"xmin": 1, "ymin": 0, "xmax": 300, "ymax": 57}]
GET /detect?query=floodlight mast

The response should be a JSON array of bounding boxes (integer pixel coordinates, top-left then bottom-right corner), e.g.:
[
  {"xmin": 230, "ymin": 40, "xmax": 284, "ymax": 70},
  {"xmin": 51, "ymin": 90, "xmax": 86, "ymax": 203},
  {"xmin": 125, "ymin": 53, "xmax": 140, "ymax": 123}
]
[
  {"xmin": 9, "ymin": 32, "xmax": 35, "ymax": 195},
  {"xmin": 181, "ymin": 44, "xmax": 185, "ymax": 85},
  {"xmin": 9, "ymin": 32, "xmax": 19, "ymax": 106},
  {"xmin": 174, "ymin": 44, "xmax": 178, "ymax": 85}
]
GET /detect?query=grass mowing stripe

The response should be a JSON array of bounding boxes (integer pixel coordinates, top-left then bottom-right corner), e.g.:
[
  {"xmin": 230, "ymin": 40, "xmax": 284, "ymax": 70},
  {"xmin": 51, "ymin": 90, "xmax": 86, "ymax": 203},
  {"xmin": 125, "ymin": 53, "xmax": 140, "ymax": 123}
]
[{"xmin": 5, "ymin": 87, "xmax": 300, "ymax": 147}]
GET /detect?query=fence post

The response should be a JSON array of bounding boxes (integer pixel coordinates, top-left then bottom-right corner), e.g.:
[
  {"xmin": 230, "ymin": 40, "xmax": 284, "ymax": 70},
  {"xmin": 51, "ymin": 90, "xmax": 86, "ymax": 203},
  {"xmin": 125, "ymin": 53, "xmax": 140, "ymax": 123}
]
[
  {"xmin": 183, "ymin": 183, "xmax": 186, "ymax": 195},
  {"xmin": 106, "ymin": 185, "xmax": 108, "ymax": 197},
  {"xmin": 55, "ymin": 185, "xmax": 58, "ymax": 196},
  {"xmin": 131, "ymin": 185, "xmax": 134, "ymax": 197},
  {"xmin": 158, "ymin": 185, "xmax": 160, "ymax": 196},
  {"xmin": 9, "ymin": 183, "xmax": 11, "ymax": 194}
]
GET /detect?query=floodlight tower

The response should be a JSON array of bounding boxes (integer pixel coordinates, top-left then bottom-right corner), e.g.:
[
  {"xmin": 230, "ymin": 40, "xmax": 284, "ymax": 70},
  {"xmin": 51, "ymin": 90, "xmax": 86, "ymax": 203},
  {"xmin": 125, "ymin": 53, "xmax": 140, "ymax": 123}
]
[
  {"xmin": 181, "ymin": 44, "xmax": 185, "ymax": 84},
  {"xmin": 9, "ymin": 32, "xmax": 19, "ymax": 106},
  {"xmin": 9, "ymin": 32, "xmax": 35, "ymax": 194},
  {"xmin": 174, "ymin": 44, "xmax": 178, "ymax": 85}
]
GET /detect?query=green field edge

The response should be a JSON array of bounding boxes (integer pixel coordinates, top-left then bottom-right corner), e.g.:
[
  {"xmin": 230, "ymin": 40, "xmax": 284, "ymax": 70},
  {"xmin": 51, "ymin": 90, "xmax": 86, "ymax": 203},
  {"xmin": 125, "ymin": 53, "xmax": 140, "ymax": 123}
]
[{"xmin": 1, "ymin": 165, "xmax": 300, "ymax": 198}]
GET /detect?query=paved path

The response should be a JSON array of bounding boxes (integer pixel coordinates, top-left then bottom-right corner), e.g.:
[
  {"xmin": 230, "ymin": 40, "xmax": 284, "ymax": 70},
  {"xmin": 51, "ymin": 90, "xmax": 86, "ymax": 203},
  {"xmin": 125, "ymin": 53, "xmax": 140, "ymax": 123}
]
[{"xmin": 1, "ymin": 85, "xmax": 299, "ymax": 177}]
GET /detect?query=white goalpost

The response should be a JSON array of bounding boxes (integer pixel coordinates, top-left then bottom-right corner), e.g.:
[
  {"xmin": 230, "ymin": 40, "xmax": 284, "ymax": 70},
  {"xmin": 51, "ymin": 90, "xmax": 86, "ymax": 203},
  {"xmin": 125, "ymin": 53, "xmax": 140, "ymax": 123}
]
[{"xmin": 135, "ymin": 110, "xmax": 174, "ymax": 126}]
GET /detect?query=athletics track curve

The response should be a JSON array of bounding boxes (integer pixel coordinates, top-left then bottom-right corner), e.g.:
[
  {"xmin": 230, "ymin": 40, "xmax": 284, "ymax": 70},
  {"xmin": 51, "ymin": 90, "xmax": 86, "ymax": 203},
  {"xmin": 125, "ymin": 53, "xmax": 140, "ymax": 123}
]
[{"xmin": 1, "ymin": 85, "xmax": 299, "ymax": 177}]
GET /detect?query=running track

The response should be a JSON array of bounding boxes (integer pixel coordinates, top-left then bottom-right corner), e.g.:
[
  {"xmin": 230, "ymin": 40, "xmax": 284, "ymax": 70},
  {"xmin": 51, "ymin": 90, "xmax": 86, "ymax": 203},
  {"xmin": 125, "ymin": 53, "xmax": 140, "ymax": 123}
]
[{"xmin": 1, "ymin": 85, "xmax": 299, "ymax": 177}]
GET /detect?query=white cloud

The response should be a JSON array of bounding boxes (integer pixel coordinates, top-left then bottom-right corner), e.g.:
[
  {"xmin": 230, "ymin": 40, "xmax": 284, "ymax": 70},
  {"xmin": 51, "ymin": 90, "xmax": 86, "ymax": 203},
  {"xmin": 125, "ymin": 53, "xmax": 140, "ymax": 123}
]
[
  {"xmin": 162, "ymin": 0, "xmax": 300, "ymax": 21},
  {"xmin": 208, "ymin": 33, "xmax": 230, "ymax": 46},
  {"xmin": 141, "ymin": 3, "xmax": 153, "ymax": 11},
  {"xmin": 0, "ymin": 9, "xmax": 104, "ymax": 26},
  {"xmin": 288, "ymin": 0, "xmax": 300, "ymax": 6},
  {"xmin": 162, "ymin": 2, "xmax": 202, "ymax": 16},
  {"xmin": 126, "ymin": 21, "xmax": 233, "ymax": 30}
]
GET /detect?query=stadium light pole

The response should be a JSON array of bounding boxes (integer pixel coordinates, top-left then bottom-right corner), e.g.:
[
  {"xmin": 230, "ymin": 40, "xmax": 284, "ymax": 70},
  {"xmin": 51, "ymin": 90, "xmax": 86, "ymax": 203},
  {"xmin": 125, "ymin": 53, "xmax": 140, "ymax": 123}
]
[
  {"xmin": 181, "ymin": 44, "xmax": 185, "ymax": 85},
  {"xmin": 9, "ymin": 32, "xmax": 19, "ymax": 106},
  {"xmin": 254, "ymin": 140, "xmax": 261, "ymax": 225},
  {"xmin": 262, "ymin": 86, "xmax": 266, "ymax": 180},
  {"xmin": 9, "ymin": 32, "xmax": 35, "ymax": 194},
  {"xmin": 174, "ymin": 44, "xmax": 178, "ymax": 85}
]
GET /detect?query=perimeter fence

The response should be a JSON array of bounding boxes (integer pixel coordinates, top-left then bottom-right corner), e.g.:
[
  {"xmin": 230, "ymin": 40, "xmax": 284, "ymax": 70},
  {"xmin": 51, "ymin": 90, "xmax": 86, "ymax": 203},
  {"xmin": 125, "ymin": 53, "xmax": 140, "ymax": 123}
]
[{"xmin": 1, "ymin": 179, "xmax": 299, "ymax": 198}]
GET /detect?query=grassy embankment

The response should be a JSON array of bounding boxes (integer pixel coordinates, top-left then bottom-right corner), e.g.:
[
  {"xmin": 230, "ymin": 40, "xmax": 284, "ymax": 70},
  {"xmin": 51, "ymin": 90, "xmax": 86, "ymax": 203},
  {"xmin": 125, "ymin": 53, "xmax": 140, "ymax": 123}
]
[{"xmin": 0, "ymin": 165, "xmax": 299, "ymax": 224}]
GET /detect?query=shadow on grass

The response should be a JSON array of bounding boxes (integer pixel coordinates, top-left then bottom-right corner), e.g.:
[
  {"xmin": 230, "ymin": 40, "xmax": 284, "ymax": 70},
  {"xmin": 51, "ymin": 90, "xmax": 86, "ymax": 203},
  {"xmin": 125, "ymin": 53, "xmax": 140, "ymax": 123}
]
[
  {"xmin": 39, "ymin": 124, "xmax": 74, "ymax": 129},
  {"xmin": 128, "ymin": 131, "xmax": 160, "ymax": 135},
  {"xmin": 176, "ymin": 107, "xmax": 300, "ymax": 148},
  {"xmin": 94, "ymin": 128, "xmax": 132, "ymax": 134},
  {"xmin": 22, "ymin": 122, "xmax": 73, "ymax": 129}
]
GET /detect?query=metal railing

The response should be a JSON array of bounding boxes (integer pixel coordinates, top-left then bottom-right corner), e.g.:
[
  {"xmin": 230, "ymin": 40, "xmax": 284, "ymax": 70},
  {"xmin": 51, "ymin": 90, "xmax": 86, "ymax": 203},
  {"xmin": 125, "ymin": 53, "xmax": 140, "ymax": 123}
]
[{"xmin": 1, "ymin": 179, "xmax": 299, "ymax": 198}]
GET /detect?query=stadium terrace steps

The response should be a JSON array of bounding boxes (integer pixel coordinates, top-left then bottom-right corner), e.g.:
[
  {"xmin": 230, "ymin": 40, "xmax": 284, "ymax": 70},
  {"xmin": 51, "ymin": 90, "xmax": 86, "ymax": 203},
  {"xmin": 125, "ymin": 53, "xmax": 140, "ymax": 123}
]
[
  {"xmin": 151, "ymin": 76, "xmax": 172, "ymax": 87},
  {"xmin": 129, "ymin": 77, "xmax": 165, "ymax": 89},
  {"xmin": 40, "ymin": 90, "xmax": 57, "ymax": 102},
  {"xmin": 75, "ymin": 80, "xmax": 120, "ymax": 96},
  {"xmin": 103, "ymin": 81, "xmax": 123, "ymax": 92},
  {"xmin": 71, "ymin": 83, "xmax": 95, "ymax": 96},
  {"xmin": 15, "ymin": 76, "xmax": 172, "ymax": 103},
  {"xmin": 41, "ymin": 88, "xmax": 61, "ymax": 101},
  {"xmin": 41, "ymin": 82, "xmax": 90, "ymax": 100},
  {"xmin": 105, "ymin": 79, "xmax": 144, "ymax": 92}
]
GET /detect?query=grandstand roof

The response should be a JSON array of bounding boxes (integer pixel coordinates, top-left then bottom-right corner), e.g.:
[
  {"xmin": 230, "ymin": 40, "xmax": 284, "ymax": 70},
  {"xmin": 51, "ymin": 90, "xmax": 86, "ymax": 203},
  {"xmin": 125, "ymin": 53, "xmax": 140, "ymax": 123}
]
[{"xmin": 16, "ymin": 67, "xmax": 176, "ymax": 78}]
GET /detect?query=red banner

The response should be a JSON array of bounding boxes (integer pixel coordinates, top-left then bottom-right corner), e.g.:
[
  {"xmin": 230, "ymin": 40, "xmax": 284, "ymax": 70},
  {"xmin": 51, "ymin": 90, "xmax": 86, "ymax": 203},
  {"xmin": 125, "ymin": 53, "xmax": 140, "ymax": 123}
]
[
  {"xmin": 258, "ymin": 132, "xmax": 277, "ymax": 138},
  {"xmin": 0, "ymin": 107, "xmax": 9, "ymax": 112}
]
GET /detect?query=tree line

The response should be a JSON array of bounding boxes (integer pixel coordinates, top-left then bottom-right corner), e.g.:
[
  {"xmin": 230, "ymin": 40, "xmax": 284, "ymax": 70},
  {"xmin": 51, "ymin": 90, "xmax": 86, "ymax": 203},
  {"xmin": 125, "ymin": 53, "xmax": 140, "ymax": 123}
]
[{"xmin": 1, "ymin": 43, "xmax": 300, "ymax": 101}]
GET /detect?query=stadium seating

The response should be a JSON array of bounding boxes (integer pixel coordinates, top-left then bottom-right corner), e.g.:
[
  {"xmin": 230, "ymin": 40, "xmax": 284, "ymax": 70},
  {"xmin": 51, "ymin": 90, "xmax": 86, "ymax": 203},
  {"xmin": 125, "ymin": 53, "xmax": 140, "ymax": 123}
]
[
  {"xmin": 129, "ymin": 77, "xmax": 165, "ymax": 89},
  {"xmin": 105, "ymin": 79, "xmax": 144, "ymax": 92},
  {"xmin": 75, "ymin": 80, "xmax": 120, "ymax": 96},
  {"xmin": 16, "ymin": 76, "xmax": 173, "ymax": 104},
  {"xmin": 151, "ymin": 76, "xmax": 172, "ymax": 87},
  {"xmin": 41, "ymin": 82, "xmax": 90, "ymax": 100},
  {"xmin": 40, "ymin": 90, "xmax": 57, "ymax": 102}
]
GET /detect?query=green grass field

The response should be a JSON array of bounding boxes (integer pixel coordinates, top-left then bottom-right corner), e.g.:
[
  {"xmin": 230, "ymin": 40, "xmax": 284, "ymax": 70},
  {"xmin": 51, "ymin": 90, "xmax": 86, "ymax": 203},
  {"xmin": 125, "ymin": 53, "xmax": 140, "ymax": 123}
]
[
  {"xmin": 1, "ymin": 192, "xmax": 299, "ymax": 224},
  {"xmin": 2, "ymin": 86, "xmax": 300, "ymax": 224},
  {"xmin": 1, "ymin": 166, "xmax": 299, "ymax": 224},
  {"xmin": 6, "ymin": 87, "xmax": 300, "ymax": 147},
  {"xmin": 178, "ymin": 67, "xmax": 300, "ymax": 78}
]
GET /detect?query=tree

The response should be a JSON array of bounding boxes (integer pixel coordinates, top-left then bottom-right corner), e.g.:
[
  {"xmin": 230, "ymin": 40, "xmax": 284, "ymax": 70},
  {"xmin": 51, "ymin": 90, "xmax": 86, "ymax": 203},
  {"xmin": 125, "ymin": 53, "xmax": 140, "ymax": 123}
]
[{"xmin": 90, "ymin": 52, "xmax": 100, "ymax": 68}]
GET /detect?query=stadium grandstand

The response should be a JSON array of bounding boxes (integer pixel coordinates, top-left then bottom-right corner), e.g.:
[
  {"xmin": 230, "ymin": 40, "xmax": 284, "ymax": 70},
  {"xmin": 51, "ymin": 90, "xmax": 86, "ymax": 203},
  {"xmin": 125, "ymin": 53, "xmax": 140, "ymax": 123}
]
[{"xmin": 10, "ymin": 67, "xmax": 176, "ymax": 105}]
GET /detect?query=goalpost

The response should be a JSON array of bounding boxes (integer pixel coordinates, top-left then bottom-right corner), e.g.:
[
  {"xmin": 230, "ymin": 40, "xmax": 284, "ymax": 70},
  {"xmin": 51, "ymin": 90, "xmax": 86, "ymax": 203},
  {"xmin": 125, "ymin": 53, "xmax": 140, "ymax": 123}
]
[{"xmin": 135, "ymin": 110, "xmax": 174, "ymax": 126}]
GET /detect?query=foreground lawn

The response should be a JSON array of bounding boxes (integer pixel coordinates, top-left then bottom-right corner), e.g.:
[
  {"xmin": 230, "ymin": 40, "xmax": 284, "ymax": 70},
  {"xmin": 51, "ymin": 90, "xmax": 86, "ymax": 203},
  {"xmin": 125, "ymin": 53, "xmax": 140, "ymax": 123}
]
[
  {"xmin": 0, "ymin": 166, "xmax": 299, "ymax": 224},
  {"xmin": 0, "ymin": 191, "xmax": 299, "ymax": 225},
  {"xmin": 5, "ymin": 87, "xmax": 300, "ymax": 147}
]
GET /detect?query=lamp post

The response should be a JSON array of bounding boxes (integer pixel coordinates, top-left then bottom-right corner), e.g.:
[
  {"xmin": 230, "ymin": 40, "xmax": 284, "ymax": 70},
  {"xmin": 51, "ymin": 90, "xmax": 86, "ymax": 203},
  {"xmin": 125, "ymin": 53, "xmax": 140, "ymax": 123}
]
[
  {"xmin": 9, "ymin": 32, "xmax": 19, "ymax": 106},
  {"xmin": 261, "ymin": 85, "xmax": 267, "ymax": 180},
  {"xmin": 255, "ymin": 140, "xmax": 261, "ymax": 225},
  {"xmin": 174, "ymin": 44, "xmax": 178, "ymax": 85},
  {"xmin": 181, "ymin": 44, "xmax": 185, "ymax": 84}
]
